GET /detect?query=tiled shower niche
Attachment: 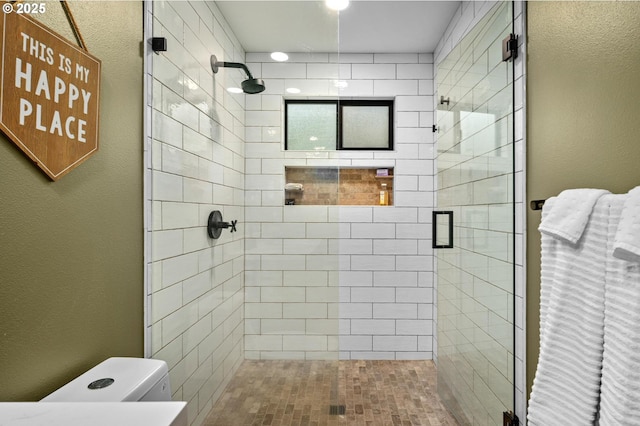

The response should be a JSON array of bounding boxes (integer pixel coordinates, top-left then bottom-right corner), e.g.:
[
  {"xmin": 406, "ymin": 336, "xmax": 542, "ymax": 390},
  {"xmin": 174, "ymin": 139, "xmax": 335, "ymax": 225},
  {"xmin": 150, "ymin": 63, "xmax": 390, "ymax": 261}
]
[{"xmin": 284, "ymin": 167, "xmax": 394, "ymax": 206}]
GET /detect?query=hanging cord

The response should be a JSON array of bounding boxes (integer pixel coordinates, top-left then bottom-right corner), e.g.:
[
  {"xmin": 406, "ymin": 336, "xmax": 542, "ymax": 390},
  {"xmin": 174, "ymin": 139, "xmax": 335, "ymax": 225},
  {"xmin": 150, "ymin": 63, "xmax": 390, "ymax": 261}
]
[
  {"xmin": 59, "ymin": 1, "xmax": 87, "ymax": 51},
  {"xmin": 11, "ymin": 0, "xmax": 88, "ymax": 51}
]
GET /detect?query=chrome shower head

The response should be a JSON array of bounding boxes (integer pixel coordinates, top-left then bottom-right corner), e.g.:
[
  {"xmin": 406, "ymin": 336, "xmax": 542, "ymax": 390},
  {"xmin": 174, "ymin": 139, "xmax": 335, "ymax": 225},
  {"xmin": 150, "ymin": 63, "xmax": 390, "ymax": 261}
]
[{"xmin": 210, "ymin": 55, "xmax": 266, "ymax": 94}]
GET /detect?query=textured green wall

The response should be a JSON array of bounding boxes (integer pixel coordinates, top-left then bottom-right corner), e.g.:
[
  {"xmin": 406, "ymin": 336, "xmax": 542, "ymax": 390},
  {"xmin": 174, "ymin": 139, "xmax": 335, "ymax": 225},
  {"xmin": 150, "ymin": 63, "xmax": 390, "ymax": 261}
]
[
  {"xmin": 526, "ymin": 1, "xmax": 640, "ymax": 398},
  {"xmin": 0, "ymin": 2, "xmax": 143, "ymax": 400}
]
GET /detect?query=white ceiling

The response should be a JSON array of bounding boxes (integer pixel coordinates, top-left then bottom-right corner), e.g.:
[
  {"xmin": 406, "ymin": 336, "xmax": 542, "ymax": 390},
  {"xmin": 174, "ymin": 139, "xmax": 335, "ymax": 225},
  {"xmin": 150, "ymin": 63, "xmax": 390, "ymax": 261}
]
[{"xmin": 216, "ymin": 1, "xmax": 461, "ymax": 54}]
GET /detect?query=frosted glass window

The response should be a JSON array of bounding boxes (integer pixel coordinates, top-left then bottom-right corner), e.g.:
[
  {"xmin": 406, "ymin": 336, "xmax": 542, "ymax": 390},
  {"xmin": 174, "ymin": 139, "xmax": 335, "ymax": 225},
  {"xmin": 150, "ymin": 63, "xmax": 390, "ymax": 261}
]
[
  {"xmin": 285, "ymin": 102, "xmax": 337, "ymax": 151},
  {"xmin": 340, "ymin": 104, "xmax": 392, "ymax": 149},
  {"xmin": 285, "ymin": 100, "xmax": 393, "ymax": 150}
]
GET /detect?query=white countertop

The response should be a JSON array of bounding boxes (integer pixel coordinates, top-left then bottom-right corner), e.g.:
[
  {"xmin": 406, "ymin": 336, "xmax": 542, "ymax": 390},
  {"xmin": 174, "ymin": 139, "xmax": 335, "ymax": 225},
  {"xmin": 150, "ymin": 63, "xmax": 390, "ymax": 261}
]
[{"xmin": 0, "ymin": 402, "xmax": 187, "ymax": 426}]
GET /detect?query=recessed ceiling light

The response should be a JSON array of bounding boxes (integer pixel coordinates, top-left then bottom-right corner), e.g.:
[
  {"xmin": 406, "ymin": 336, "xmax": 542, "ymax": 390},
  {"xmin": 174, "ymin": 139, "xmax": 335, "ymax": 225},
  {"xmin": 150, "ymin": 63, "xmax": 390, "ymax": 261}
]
[
  {"xmin": 227, "ymin": 87, "xmax": 243, "ymax": 94},
  {"xmin": 286, "ymin": 87, "xmax": 301, "ymax": 94},
  {"xmin": 271, "ymin": 52, "xmax": 289, "ymax": 62},
  {"xmin": 326, "ymin": 0, "xmax": 349, "ymax": 11}
]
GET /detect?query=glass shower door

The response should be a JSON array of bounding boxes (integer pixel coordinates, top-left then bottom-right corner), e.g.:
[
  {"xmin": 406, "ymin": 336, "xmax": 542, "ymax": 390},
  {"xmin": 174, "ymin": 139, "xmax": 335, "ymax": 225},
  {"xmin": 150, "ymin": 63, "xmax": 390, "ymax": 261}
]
[{"xmin": 435, "ymin": 2, "xmax": 515, "ymax": 425}]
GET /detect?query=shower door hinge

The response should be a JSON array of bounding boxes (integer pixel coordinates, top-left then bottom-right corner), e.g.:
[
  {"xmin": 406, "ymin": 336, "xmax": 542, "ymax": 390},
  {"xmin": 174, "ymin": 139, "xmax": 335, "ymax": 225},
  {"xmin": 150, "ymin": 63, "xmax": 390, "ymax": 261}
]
[
  {"xmin": 503, "ymin": 411, "xmax": 519, "ymax": 426},
  {"xmin": 502, "ymin": 33, "xmax": 518, "ymax": 62}
]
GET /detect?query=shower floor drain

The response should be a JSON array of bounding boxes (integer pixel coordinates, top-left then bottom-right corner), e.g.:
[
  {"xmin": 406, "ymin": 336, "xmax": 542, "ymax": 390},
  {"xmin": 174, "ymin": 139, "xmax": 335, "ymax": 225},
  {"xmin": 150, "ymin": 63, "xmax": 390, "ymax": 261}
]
[{"xmin": 329, "ymin": 405, "xmax": 346, "ymax": 415}]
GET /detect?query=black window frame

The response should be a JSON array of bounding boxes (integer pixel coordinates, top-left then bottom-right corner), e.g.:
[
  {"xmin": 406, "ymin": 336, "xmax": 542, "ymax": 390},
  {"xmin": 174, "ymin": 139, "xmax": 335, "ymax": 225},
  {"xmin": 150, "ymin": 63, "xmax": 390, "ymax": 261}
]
[{"xmin": 284, "ymin": 99, "xmax": 394, "ymax": 151}]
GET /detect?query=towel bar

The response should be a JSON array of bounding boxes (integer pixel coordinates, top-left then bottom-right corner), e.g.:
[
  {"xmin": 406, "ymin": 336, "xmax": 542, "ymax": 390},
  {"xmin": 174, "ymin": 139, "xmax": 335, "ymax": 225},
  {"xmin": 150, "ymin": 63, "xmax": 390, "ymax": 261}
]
[{"xmin": 530, "ymin": 199, "xmax": 546, "ymax": 211}]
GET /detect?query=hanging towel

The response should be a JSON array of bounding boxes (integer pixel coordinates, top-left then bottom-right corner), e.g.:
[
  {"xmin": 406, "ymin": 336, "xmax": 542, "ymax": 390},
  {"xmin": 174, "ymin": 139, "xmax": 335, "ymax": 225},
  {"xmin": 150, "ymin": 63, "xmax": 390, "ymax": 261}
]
[
  {"xmin": 528, "ymin": 193, "xmax": 611, "ymax": 426},
  {"xmin": 539, "ymin": 188, "xmax": 610, "ymax": 244},
  {"xmin": 612, "ymin": 186, "xmax": 640, "ymax": 262},
  {"xmin": 599, "ymin": 193, "xmax": 640, "ymax": 425}
]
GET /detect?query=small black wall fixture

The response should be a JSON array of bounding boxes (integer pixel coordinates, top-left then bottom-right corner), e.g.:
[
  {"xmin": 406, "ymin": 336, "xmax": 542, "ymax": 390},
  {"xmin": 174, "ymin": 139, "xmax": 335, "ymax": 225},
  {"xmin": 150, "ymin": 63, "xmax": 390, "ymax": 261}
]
[
  {"xmin": 210, "ymin": 54, "xmax": 266, "ymax": 94},
  {"xmin": 207, "ymin": 210, "xmax": 237, "ymax": 239},
  {"xmin": 151, "ymin": 37, "xmax": 167, "ymax": 53},
  {"xmin": 502, "ymin": 33, "xmax": 518, "ymax": 62}
]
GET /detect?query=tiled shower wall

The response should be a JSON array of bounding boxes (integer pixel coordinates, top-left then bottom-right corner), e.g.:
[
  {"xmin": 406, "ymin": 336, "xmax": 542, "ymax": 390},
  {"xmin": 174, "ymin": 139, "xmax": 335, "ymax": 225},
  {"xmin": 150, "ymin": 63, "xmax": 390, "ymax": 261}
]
[
  {"xmin": 433, "ymin": 1, "xmax": 526, "ymax": 423},
  {"xmin": 145, "ymin": 2, "xmax": 246, "ymax": 424},
  {"xmin": 244, "ymin": 53, "xmax": 436, "ymax": 360}
]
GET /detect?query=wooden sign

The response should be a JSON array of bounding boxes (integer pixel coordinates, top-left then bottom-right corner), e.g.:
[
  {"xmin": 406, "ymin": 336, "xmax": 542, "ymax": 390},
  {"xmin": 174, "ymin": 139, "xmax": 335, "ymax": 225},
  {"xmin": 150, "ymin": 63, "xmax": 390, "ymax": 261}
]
[{"xmin": 0, "ymin": 7, "xmax": 101, "ymax": 180}]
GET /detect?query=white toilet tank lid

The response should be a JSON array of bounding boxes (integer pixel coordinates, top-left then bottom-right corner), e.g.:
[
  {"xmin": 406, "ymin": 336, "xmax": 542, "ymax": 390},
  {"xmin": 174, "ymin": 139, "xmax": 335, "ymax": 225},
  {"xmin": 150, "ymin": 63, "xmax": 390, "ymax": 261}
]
[{"xmin": 41, "ymin": 357, "xmax": 169, "ymax": 402}]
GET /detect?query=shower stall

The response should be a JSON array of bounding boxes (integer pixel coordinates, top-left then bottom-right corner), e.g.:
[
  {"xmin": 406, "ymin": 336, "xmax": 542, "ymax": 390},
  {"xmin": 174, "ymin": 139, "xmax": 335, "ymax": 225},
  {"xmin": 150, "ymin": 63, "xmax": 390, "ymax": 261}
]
[{"xmin": 144, "ymin": 1, "xmax": 524, "ymax": 424}]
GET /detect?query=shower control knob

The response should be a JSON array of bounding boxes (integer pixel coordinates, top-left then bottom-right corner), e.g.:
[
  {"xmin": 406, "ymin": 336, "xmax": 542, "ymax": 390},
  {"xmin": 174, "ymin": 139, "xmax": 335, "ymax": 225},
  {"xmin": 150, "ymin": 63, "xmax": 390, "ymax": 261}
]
[{"xmin": 207, "ymin": 210, "xmax": 238, "ymax": 239}]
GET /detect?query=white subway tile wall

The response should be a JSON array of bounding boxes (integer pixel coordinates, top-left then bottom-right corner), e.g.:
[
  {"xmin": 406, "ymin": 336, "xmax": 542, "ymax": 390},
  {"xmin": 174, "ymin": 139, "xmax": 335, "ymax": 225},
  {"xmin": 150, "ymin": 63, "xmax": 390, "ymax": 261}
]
[
  {"xmin": 244, "ymin": 51, "xmax": 436, "ymax": 361},
  {"xmin": 147, "ymin": 1, "xmax": 246, "ymax": 425}
]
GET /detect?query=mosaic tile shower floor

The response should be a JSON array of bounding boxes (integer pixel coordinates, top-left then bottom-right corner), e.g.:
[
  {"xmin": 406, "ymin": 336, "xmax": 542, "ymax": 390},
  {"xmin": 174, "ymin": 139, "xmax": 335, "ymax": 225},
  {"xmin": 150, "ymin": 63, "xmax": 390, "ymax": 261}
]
[{"xmin": 204, "ymin": 360, "xmax": 459, "ymax": 426}]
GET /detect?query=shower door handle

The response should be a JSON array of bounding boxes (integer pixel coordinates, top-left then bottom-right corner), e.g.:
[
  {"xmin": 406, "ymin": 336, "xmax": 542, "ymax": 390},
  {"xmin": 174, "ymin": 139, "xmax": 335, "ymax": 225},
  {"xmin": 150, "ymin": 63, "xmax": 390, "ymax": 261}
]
[{"xmin": 432, "ymin": 211, "xmax": 453, "ymax": 249}]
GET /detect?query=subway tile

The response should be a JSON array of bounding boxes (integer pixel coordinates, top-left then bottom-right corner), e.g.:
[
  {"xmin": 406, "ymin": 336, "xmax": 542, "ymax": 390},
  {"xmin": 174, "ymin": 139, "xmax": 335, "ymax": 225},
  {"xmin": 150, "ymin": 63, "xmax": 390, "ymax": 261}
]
[
  {"xmin": 245, "ymin": 239, "xmax": 283, "ymax": 255},
  {"xmin": 306, "ymin": 63, "xmax": 349, "ymax": 79},
  {"xmin": 340, "ymin": 303, "xmax": 373, "ymax": 319},
  {"xmin": 283, "ymin": 303, "xmax": 327, "ymax": 319},
  {"xmin": 351, "ymin": 255, "xmax": 396, "ymax": 271},
  {"xmin": 329, "ymin": 207, "xmax": 373, "ymax": 223},
  {"xmin": 351, "ymin": 288, "xmax": 395, "ymax": 303},
  {"xmin": 183, "ymin": 178, "xmax": 213, "ymax": 204},
  {"xmin": 339, "ymin": 335, "xmax": 372, "ymax": 351},
  {"xmin": 262, "ymin": 62, "xmax": 307, "ymax": 79},
  {"xmin": 373, "ymin": 336, "xmax": 417, "ymax": 352},
  {"xmin": 395, "ymin": 95, "xmax": 433, "ymax": 112},
  {"xmin": 306, "ymin": 255, "xmax": 342, "ymax": 271},
  {"xmin": 284, "ymin": 270, "xmax": 328, "ymax": 287},
  {"xmin": 162, "ymin": 252, "xmax": 199, "ymax": 287},
  {"xmin": 373, "ymin": 271, "xmax": 418, "ymax": 287},
  {"xmin": 336, "ymin": 271, "xmax": 373, "ymax": 287},
  {"xmin": 306, "ymin": 223, "xmax": 344, "ymax": 239},
  {"xmin": 151, "ymin": 283, "xmax": 183, "ymax": 323},
  {"xmin": 284, "ymin": 206, "xmax": 328, "ymax": 223},
  {"xmin": 397, "ymin": 63, "xmax": 433, "ymax": 80},
  {"xmin": 336, "ymin": 80, "xmax": 374, "ymax": 97},
  {"xmin": 329, "ymin": 239, "xmax": 372, "ymax": 255},
  {"xmin": 245, "ymin": 110, "xmax": 281, "ymax": 127},
  {"xmin": 396, "ymin": 320, "xmax": 433, "ymax": 335},
  {"xmin": 396, "ymin": 287, "xmax": 433, "ymax": 304},
  {"xmin": 261, "ymin": 319, "xmax": 305, "ymax": 335},
  {"xmin": 373, "ymin": 304, "xmax": 417, "ymax": 319},
  {"xmin": 373, "ymin": 239, "xmax": 417, "ymax": 255},
  {"xmin": 352, "ymin": 63, "xmax": 396, "ymax": 79},
  {"xmin": 261, "ymin": 223, "xmax": 306, "ymax": 239},
  {"xmin": 351, "ymin": 319, "xmax": 395, "ymax": 335},
  {"xmin": 261, "ymin": 287, "xmax": 305, "ymax": 303},
  {"xmin": 332, "ymin": 53, "xmax": 373, "ymax": 63},
  {"xmin": 245, "ymin": 303, "xmax": 282, "ymax": 319},
  {"xmin": 351, "ymin": 223, "xmax": 395, "ymax": 239},
  {"xmin": 306, "ymin": 287, "xmax": 338, "ymax": 303},
  {"xmin": 374, "ymin": 53, "xmax": 419, "ymax": 64},
  {"xmin": 183, "ymin": 270, "xmax": 212, "ymax": 304},
  {"xmin": 374, "ymin": 80, "xmax": 419, "ymax": 96},
  {"xmin": 283, "ymin": 335, "xmax": 327, "ymax": 352},
  {"xmin": 245, "ymin": 335, "xmax": 283, "ymax": 351},
  {"xmin": 152, "ymin": 230, "xmax": 184, "ymax": 261},
  {"xmin": 283, "ymin": 238, "xmax": 328, "ymax": 254}
]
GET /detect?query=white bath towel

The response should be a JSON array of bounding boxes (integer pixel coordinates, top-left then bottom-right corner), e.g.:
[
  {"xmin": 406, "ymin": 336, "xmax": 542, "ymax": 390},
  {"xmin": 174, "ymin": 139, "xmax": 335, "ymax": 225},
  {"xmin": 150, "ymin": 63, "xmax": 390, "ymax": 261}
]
[
  {"xmin": 528, "ymin": 194, "xmax": 611, "ymax": 426},
  {"xmin": 284, "ymin": 183, "xmax": 304, "ymax": 191},
  {"xmin": 539, "ymin": 188, "xmax": 610, "ymax": 244},
  {"xmin": 612, "ymin": 186, "xmax": 640, "ymax": 262},
  {"xmin": 599, "ymin": 194, "xmax": 640, "ymax": 425}
]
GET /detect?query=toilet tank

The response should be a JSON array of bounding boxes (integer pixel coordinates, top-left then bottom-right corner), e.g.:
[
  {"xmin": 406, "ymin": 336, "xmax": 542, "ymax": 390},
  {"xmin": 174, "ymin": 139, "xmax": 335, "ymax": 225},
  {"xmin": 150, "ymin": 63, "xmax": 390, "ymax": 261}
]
[{"xmin": 41, "ymin": 357, "xmax": 172, "ymax": 402}]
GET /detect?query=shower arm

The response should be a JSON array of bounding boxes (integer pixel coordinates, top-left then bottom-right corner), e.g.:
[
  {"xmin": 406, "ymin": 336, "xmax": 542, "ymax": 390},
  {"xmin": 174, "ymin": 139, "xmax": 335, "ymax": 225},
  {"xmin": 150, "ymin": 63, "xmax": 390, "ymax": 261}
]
[{"xmin": 210, "ymin": 55, "xmax": 254, "ymax": 79}]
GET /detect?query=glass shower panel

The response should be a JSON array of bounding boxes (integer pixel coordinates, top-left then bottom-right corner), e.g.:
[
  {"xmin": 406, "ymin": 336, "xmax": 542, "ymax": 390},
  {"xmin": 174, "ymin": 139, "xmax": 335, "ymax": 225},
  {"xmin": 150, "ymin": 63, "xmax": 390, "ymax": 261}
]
[{"xmin": 435, "ymin": 2, "xmax": 515, "ymax": 425}]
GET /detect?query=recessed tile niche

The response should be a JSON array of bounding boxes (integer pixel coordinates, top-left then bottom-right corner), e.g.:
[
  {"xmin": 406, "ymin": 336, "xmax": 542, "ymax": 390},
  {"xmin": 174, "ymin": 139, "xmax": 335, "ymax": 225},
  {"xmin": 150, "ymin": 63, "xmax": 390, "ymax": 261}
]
[{"xmin": 284, "ymin": 167, "xmax": 394, "ymax": 206}]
